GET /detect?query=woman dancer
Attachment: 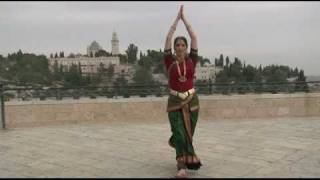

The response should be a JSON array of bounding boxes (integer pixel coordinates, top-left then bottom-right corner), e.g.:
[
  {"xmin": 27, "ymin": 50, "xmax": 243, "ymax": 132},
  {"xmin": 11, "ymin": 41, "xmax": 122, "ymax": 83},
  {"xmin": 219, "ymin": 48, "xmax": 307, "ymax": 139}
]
[{"xmin": 164, "ymin": 5, "xmax": 202, "ymax": 178}]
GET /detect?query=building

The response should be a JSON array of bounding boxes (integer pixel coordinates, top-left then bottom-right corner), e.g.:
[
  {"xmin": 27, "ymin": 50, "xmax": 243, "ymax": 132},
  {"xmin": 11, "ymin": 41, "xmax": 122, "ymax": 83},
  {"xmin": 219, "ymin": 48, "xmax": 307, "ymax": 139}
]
[
  {"xmin": 153, "ymin": 73, "xmax": 167, "ymax": 84},
  {"xmin": 112, "ymin": 64, "xmax": 136, "ymax": 83},
  {"xmin": 195, "ymin": 63, "xmax": 223, "ymax": 82},
  {"xmin": 49, "ymin": 56, "xmax": 120, "ymax": 75},
  {"xmin": 49, "ymin": 32, "xmax": 121, "ymax": 76},
  {"xmin": 87, "ymin": 41, "xmax": 102, "ymax": 57},
  {"xmin": 111, "ymin": 31, "xmax": 119, "ymax": 56}
]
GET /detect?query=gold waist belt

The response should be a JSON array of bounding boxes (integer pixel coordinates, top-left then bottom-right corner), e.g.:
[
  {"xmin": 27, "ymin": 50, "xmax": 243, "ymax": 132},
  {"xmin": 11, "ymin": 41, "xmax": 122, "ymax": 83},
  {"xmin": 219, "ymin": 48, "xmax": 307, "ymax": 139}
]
[{"xmin": 169, "ymin": 88, "xmax": 195, "ymax": 100}]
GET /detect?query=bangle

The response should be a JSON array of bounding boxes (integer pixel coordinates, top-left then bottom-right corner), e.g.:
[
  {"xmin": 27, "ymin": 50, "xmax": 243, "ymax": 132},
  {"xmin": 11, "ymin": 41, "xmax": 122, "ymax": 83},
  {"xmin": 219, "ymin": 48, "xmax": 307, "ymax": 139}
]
[
  {"xmin": 171, "ymin": 26, "xmax": 176, "ymax": 31},
  {"xmin": 186, "ymin": 25, "xmax": 191, "ymax": 29}
]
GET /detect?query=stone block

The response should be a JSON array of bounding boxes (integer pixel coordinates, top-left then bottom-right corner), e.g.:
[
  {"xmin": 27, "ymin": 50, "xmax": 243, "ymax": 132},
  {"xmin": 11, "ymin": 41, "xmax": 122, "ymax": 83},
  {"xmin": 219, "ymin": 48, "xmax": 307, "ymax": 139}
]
[
  {"xmin": 277, "ymin": 107, "xmax": 290, "ymax": 116},
  {"xmin": 290, "ymin": 107, "xmax": 307, "ymax": 117}
]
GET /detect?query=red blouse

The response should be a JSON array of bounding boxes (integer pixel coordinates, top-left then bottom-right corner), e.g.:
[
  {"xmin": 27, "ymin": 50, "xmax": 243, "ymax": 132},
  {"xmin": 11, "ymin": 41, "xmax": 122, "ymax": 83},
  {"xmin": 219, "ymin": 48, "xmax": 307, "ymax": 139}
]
[{"xmin": 164, "ymin": 49, "xmax": 198, "ymax": 92}]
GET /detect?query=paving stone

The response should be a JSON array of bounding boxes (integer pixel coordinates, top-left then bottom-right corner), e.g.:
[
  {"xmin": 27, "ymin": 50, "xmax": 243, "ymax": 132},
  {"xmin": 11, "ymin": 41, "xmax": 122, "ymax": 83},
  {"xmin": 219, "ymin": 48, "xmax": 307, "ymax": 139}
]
[{"xmin": 0, "ymin": 116, "xmax": 320, "ymax": 177}]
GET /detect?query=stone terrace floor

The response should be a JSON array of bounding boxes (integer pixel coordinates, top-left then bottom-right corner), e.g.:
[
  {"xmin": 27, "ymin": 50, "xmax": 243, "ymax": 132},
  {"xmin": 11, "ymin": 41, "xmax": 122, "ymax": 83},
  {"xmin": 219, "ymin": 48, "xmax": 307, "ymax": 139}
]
[{"xmin": 1, "ymin": 116, "xmax": 320, "ymax": 178}]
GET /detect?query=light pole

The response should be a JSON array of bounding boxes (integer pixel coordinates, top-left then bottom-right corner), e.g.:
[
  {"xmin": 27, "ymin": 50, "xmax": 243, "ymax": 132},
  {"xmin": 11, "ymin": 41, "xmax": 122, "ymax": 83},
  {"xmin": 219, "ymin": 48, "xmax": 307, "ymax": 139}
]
[{"xmin": 0, "ymin": 83, "xmax": 5, "ymax": 129}]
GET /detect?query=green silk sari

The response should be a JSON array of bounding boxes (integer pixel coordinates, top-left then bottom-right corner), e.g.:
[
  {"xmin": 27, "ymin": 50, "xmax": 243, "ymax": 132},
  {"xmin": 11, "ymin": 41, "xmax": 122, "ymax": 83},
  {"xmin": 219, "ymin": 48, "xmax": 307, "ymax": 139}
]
[{"xmin": 167, "ymin": 92, "xmax": 202, "ymax": 170}]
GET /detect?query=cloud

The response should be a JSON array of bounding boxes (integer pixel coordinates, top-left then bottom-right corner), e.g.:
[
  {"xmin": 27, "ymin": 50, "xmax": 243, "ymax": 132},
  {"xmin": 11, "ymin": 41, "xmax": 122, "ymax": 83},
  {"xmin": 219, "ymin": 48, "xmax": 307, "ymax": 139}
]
[
  {"xmin": 0, "ymin": 2, "xmax": 167, "ymax": 25},
  {"xmin": 1, "ymin": 1, "xmax": 320, "ymax": 75}
]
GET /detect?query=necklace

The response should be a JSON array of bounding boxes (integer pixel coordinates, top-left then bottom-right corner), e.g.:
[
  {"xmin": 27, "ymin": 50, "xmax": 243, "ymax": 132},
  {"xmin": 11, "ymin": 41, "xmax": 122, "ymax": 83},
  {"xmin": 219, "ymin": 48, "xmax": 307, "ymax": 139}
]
[{"xmin": 176, "ymin": 59, "xmax": 187, "ymax": 82}]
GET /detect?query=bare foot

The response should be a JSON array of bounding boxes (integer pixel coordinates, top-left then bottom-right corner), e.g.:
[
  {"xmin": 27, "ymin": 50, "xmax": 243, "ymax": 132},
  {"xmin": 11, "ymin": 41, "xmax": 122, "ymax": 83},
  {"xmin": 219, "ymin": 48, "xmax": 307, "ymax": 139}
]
[{"xmin": 175, "ymin": 169, "xmax": 187, "ymax": 178}]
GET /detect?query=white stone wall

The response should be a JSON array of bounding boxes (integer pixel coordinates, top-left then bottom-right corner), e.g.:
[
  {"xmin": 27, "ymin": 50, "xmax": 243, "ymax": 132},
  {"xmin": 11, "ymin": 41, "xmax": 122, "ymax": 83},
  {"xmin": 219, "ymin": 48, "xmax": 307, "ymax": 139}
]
[
  {"xmin": 195, "ymin": 65, "xmax": 223, "ymax": 81},
  {"xmin": 49, "ymin": 56, "xmax": 120, "ymax": 74},
  {"xmin": 5, "ymin": 92, "xmax": 320, "ymax": 128},
  {"xmin": 113, "ymin": 64, "xmax": 133, "ymax": 74},
  {"xmin": 111, "ymin": 40, "xmax": 119, "ymax": 55}
]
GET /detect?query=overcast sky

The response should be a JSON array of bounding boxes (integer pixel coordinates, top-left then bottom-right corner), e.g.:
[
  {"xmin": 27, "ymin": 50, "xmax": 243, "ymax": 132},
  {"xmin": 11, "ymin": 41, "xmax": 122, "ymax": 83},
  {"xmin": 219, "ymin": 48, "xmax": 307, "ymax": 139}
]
[{"xmin": 1, "ymin": 1, "xmax": 320, "ymax": 75}]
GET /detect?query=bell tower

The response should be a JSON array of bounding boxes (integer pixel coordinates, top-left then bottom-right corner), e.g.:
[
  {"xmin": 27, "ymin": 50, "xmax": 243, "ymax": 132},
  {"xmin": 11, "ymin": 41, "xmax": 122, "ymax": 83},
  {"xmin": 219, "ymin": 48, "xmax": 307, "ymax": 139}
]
[{"xmin": 111, "ymin": 30, "xmax": 119, "ymax": 56}]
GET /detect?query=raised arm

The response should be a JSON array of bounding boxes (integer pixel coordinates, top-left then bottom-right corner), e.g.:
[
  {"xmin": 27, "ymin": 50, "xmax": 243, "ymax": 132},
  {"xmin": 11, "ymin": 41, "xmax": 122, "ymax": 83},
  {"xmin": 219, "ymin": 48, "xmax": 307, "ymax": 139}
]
[
  {"xmin": 164, "ymin": 9, "xmax": 181, "ymax": 51},
  {"xmin": 181, "ymin": 5, "xmax": 198, "ymax": 50}
]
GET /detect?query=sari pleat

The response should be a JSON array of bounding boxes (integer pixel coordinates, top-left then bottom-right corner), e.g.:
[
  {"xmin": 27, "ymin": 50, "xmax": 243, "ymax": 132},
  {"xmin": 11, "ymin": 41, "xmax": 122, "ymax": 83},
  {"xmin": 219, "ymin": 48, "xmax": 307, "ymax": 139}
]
[{"xmin": 167, "ymin": 93, "xmax": 202, "ymax": 170}]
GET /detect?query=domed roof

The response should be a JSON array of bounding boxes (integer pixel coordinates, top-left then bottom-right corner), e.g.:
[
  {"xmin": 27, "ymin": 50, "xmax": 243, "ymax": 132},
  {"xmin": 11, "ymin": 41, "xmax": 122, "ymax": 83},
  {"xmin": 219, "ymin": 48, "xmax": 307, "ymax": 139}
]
[{"xmin": 88, "ymin": 40, "xmax": 101, "ymax": 50}]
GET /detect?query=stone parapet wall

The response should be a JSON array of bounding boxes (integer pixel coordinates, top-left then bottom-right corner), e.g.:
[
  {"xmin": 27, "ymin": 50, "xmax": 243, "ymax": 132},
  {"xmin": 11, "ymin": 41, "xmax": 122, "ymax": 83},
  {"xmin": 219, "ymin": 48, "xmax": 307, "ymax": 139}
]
[{"xmin": 5, "ymin": 92, "xmax": 320, "ymax": 128}]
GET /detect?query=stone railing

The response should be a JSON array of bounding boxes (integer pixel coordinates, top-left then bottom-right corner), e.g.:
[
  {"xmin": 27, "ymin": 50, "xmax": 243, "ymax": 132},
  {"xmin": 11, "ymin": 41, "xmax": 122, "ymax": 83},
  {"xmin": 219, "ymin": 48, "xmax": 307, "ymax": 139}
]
[{"xmin": 4, "ymin": 92, "xmax": 320, "ymax": 128}]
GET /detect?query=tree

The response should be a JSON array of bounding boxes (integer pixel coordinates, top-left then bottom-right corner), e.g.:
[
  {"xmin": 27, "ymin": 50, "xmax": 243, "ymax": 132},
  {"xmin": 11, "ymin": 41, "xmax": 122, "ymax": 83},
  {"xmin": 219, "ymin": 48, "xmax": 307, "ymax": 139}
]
[
  {"xmin": 52, "ymin": 60, "xmax": 62, "ymax": 81},
  {"xmin": 119, "ymin": 54, "xmax": 128, "ymax": 64},
  {"xmin": 229, "ymin": 60, "xmax": 243, "ymax": 82},
  {"xmin": 126, "ymin": 43, "xmax": 138, "ymax": 64},
  {"xmin": 98, "ymin": 63, "xmax": 107, "ymax": 74},
  {"xmin": 68, "ymin": 53, "xmax": 75, "ymax": 58},
  {"xmin": 64, "ymin": 64, "xmax": 82, "ymax": 87},
  {"xmin": 138, "ymin": 55, "xmax": 152, "ymax": 70},
  {"xmin": 134, "ymin": 49, "xmax": 166, "ymax": 74},
  {"xmin": 215, "ymin": 70, "xmax": 229, "ymax": 83},
  {"xmin": 295, "ymin": 69, "xmax": 308, "ymax": 92},
  {"xmin": 0, "ymin": 55, "xmax": 8, "ymax": 79},
  {"xmin": 116, "ymin": 73, "xmax": 128, "ymax": 85},
  {"xmin": 234, "ymin": 57, "xmax": 242, "ymax": 68},
  {"xmin": 265, "ymin": 69, "xmax": 287, "ymax": 83},
  {"xmin": 95, "ymin": 63, "xmax": 106, "ymax": 83},
  {"xmin": 197, "ymin": 55, "xmax": 209, "ymax": 67},
  {"xmin": 219, "ymin": 54, "xmax": 224, "ymax": 67},
  {"xmin": 113, "ymin": 72, "xmax": 128, "ymax": 96},
  {"xmin": 133, "ymin": 66, "xmax": 154, "ymax": 85},
  {"xmin": 258, "ymin": 64, "xmax": 262, "ymax": 73},
  {"xmin": 243, "ymin": 65, "xmax": 261, "ymax": 82},
  {"xmin": 95, "ymin": 49, "xmax": 111, "ymax": 57},
  {"xmin": 17, "ymin": 49, "xmax": 23, "ymax": 57},
  {"xmin": 4, "ymin": 51, "xmax": 51, "ymax": 85},
  {"xmin": 50, "ymin": 53, "xmax": 53, "ymax": 58},
  {"xmin": 59, "ymin": 51, "xmax": 64, "ymax": 58},
  {"xmin": 16, "ymin": 49, "xmax": 23, "ymax": 62},
  {"xmin": 91, "ymin": 63, "xmax": 115, "ymax": 85},
  {"xmin": 78, "ymin": 62, "xmax": 82, "ymax": 77},
  {"xmin": 106, "ymin": 64, "xmax": 115, "ymax": 81},
  {"xmin": 294, "ymin": 67, "xmax": 299, "ymax": 76},
  {"xmin": 145, "ymin": 49, "xmax": 164, "ymax": 69},
  {"xmin": 226, "ymin": 56, "xmax": 229, "ymax": 67},
  {"xmin": 54, "ymin": 53, "xmax": 58, "ymax": 58},
  {"xmin": 59, "ymin": 64, "xmax": 64, "ymax": 73},
  {"xmin": 297, "ymin": 70, "xmax": 306, "ymax": 82}
]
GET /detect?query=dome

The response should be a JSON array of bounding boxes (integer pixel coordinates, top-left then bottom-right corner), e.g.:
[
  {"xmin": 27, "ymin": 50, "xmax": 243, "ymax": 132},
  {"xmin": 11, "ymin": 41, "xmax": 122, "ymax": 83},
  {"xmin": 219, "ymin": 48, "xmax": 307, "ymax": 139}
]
[{"xmin": 88, "ymin": 41, "xmax": 101, "ymax": 50}]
